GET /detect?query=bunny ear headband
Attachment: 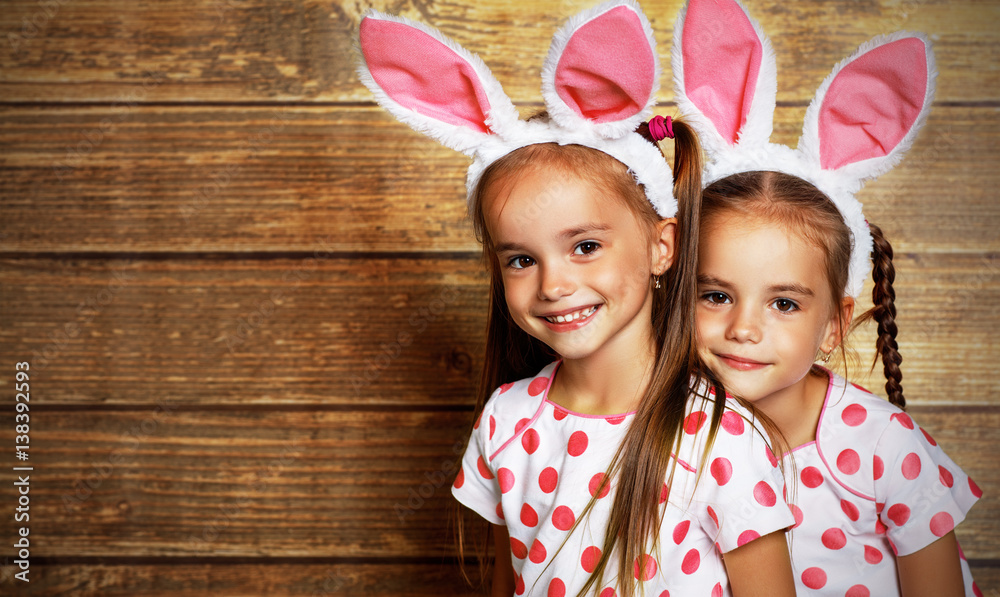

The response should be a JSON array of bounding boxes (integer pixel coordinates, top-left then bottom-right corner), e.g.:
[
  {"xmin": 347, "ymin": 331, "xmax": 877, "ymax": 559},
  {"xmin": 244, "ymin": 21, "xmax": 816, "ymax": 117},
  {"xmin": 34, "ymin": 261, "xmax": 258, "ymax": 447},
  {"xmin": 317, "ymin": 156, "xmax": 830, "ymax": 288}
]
[
  {"xmin": 672, "ymin": 0, "xmax": 936, "ymax": 297},
  {"xmin": 357, "ymin": 0, "xmax": 678, "ymax": 217}
]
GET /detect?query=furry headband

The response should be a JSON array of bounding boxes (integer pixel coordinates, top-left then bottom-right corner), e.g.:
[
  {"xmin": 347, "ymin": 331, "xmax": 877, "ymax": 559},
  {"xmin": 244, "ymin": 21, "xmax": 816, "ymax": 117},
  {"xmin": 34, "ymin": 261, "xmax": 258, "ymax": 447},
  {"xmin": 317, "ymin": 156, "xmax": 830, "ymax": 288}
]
[
  {"xmin": 672, "ymin": 0, "xmax": 936, "ymax": 297},
  {"xmin": 357, "ymin": 0, "xmax": 677, "ymax": 217}
]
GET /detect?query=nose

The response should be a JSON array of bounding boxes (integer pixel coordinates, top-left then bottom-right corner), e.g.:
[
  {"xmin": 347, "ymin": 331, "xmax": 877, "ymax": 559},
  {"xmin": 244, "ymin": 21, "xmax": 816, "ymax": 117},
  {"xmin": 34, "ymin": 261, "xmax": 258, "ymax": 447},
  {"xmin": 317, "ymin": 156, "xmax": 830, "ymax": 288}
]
[
  {"xmin": 538, "ymin": 261, "xmax": 576, "ymax": 301},
  {"xmin": 727, "ymin": 303, "xmax": 762, "ymax": 343}
]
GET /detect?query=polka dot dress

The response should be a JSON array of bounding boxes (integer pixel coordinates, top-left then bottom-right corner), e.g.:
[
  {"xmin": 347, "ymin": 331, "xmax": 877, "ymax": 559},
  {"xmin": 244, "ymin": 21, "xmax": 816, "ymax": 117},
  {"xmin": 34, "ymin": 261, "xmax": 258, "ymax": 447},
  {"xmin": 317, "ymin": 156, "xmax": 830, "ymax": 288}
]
[
  {"xmin": 453, "ymin": 361, "xmax": 794, "ymax": 595},
  {"xmin": 785, "ymin": 370, "xmax": 982, "ymax": 596}
]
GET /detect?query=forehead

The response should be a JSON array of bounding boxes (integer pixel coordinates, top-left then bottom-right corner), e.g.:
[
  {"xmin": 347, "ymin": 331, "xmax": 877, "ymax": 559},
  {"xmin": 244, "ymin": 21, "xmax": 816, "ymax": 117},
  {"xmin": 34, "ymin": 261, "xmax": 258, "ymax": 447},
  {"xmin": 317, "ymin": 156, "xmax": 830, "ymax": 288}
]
[{"xmin": 700, "ymin": 213, "xmax": 828, "ymax": 283}]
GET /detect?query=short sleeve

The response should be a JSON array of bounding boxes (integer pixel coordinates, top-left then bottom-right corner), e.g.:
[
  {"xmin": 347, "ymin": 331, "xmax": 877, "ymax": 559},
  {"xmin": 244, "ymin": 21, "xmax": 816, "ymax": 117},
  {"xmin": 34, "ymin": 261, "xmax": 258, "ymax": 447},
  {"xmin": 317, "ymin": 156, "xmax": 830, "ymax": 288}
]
[
  {"xmin": 875, "ymin": 412, "xmax": 982, "ymax": 556},
  {"xmin": 692, "ymin": 404, "xmax": 795, "ymax": 553},
  {"xmin": 452, "ymin": 391, "xmax": 505, "ymax": 525}
]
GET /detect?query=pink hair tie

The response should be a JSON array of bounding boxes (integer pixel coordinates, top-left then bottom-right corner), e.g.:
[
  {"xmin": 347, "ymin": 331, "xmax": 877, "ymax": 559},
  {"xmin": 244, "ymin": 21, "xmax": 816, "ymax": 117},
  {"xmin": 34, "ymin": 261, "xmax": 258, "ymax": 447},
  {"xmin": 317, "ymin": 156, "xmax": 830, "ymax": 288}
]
[{"xmin": 648, "ymin": 115, "xmax": 674, "ymax": 141}]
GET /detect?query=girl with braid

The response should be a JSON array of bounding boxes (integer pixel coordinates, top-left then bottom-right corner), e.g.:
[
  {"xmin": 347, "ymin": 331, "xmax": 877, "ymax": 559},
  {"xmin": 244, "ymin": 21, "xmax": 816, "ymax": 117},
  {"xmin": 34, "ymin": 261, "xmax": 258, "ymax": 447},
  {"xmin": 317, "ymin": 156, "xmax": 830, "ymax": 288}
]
[{"xmin": 672, "ymin": 1, "xmax": 982, "ymax": 594}]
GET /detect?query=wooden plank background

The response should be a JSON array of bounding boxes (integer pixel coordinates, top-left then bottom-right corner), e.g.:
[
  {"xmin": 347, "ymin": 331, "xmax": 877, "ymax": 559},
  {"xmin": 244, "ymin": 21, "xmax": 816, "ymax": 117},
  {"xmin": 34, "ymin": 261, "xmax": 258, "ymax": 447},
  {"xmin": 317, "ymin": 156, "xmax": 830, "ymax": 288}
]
[{"xmin": 0, "ymin": 0, "xmax": 997, "ymax": 594}]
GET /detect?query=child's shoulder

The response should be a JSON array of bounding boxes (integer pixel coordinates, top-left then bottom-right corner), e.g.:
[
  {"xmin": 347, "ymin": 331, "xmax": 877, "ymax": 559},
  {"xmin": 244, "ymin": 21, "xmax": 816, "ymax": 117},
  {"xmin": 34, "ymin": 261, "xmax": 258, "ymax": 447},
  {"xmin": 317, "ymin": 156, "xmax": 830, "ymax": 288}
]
[
  {"xmin": 818, "ymin": 370, "xmax": 910, "ymax": 441},
  {"xmin": 481, "ymin": 361, "xmax": 558, "ymax": 418}
]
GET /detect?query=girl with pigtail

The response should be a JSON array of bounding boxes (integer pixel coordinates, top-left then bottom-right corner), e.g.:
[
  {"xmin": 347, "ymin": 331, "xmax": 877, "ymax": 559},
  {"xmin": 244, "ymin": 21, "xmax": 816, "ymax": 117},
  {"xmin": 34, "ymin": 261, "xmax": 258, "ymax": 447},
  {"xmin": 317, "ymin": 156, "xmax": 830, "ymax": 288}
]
[
  {"xmin": 359, "ymin": 2, "xmax": 797, "ymax": 595},
  {"xmin": 674, "ymin": 0, "xmax": 983, "ymax": 594}
]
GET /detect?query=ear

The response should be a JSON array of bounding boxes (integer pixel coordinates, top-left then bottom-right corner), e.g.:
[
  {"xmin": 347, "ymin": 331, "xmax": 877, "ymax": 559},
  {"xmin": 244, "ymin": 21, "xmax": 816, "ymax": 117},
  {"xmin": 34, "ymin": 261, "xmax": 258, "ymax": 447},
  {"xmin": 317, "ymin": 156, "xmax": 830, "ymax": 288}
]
[
  {"xmin": 652, "ymin": 218, "xmax": 677, "ymax": 275},
  {"xmin": 542, "ymin": 1, "xmax": 659, "ymax": 138},
  {"xmin": 798, "ymin": 32, "xmax": 936, "ymax": 183},
  {"xmin": 821, "ymin": 296, "xmax": 856, "ymax": 354},
  {"xmin": 357, "ymin": 11, "xmax": 520, "ymax": 155},
  {"xmin": 672, "ymin": 0, "xmax": 777, "ymax": 153}
]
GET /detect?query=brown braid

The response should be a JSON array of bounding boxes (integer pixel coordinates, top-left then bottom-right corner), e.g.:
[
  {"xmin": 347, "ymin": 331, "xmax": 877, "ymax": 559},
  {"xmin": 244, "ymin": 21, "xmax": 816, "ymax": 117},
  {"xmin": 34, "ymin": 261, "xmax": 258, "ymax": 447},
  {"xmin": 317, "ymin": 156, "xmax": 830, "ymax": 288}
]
[{"xmin": 855, "ymin": 224, "xmax": 905, "ymax": 408}]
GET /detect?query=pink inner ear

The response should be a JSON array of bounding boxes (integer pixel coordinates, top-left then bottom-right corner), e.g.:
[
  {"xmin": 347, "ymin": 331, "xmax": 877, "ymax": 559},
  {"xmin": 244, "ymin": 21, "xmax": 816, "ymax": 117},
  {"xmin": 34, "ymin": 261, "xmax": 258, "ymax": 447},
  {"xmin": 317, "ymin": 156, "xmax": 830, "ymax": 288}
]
[
  {"xmin": 554, "ymin": 6, "xmax": 655, "ymax": 123},
  {"xmin": 682, "ymin": 0, "xmax": 762, "ymax": 145},
  {"xmin": 818, "ymin": 38, "xmax": 927, "ymax": 169},
  {"xmin": 361, "ymin": 19, "xmax": 491, "ymax": 133}
]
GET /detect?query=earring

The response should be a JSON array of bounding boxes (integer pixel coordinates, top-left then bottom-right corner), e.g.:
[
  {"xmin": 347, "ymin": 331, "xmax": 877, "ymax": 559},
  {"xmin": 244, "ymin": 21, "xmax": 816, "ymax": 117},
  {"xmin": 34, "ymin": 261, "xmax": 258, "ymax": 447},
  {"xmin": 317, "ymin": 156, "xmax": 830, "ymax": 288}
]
[
  {"xmin": 819, "ymin": 351, "xmax": 832, "ymax": 364},
  {"xmin": 653, "ymin": 275, "xmax": 661, "ymax": 289}
]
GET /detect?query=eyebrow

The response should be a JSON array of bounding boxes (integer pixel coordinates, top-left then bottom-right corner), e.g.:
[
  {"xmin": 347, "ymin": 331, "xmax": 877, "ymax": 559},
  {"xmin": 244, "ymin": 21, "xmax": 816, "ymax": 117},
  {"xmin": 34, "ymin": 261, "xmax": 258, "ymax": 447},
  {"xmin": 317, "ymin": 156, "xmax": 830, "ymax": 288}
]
[
  {"xmin": 697, "ymin": 274, "xmax": 815, "ymax": 297},
  {"xmin": 494, "ymin": 223, "xmax": 613, "ymax": 254}
]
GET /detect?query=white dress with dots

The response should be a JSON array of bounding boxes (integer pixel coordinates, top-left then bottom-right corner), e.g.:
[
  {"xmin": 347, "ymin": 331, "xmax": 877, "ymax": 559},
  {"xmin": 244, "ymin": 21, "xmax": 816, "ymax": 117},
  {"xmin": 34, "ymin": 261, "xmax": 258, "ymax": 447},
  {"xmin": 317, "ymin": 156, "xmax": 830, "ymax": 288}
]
[
  {"xmin": 785, "ymin": 369, "xmax": 982, "ymax": 596},
  {"xmin": 452, "ymin": 361, "xmax": 795, "ymax": 596}
]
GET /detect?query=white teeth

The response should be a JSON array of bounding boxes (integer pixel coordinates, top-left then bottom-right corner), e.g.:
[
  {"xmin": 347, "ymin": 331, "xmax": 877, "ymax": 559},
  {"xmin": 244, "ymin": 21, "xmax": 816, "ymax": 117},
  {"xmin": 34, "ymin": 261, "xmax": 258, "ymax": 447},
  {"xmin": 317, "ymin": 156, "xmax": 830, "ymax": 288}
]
[{"xmin": 546, "ymin": 306, "xmax": 597, "ymax": 324}]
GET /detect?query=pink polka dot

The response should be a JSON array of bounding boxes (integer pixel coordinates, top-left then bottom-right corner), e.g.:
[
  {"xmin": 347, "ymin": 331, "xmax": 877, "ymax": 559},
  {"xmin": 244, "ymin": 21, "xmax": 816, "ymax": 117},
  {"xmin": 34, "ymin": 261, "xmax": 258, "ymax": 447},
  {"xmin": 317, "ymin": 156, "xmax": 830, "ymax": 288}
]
[
  {"xmin": 681, "ymin": 548, "xmax": 700, "ymax": 574},
  {"xmin": 453, "ymin": 468, "xmax": 465, "ymax": 489},
  {"xmin": 659, "ymin": 482, "xmax": 669, "ymax": 504},
  {"xmin": 875, "ymin": 518, "xmax": 888, "ymax": 535},
  {"xmin": 581, "ymin": 546, "xmax": 601, "ymax": 573},
  {"xmin": 737, "ymin": 530, "xmax": 760, "ymax": 546},
  {"xmin": 498, "ymin": 468, "xmax": 515, "ymax": 493},
  {"xmin": 901, "ymin": 452, "xmax": 922, "ymax": 480},
  {"xmin": 477, "ymin": 456, "xmax": 494, "ymax": 480},
  {"xmin": 515, "ymin": 418, "xmax": 530, "ymax": 433},
  {"xmin": 672, "ymin": 520, "xmax": 690, "ymax": 544},
  {"xmin": 921, "ymin": 427, "xmax": 937, "ymax": 446},
  {"xmin": 515, "ymin": 573, "xmax": 524, "ymax": 595},
  {"xmin": 864, "ymin": 545, "xmax": 883, "ymax": 564},
  {"xmin": 707, "ymin": 506, "xmax": 719, "ymax": 529},
  {"xmin": 842, "ymin": 403, "xmax": 868, "ymax": 426},
  {"xmin": 489, "ymin": 416, "xmax": 496, "ymax": 439},
  {"xmin": 721, "ymin": 411, "xmax": 745, "ymax": 435},
  {"xmin": 520, "ymin": 503, "xmax": 538, "ymax": 527},
  {"xmin": 801, "ymin": 567, "xmax": 827, "ymax": 589},
  {"xmin": 970, "ymin": 477, "xmax": 983, "ymax": 498},
  {"xmin": 711, "ymin": 584, "xmax": 723, "ymax": 597},
  {"xmin": 496, "ymin": 503, "xmax": 504, "ymax": 520},
  {"xmin": 887, "ymin": 503, "xmax": 911, "ymax": 527},
  {"xmin": 539, "ymin": 467, "xmax": 558, "ymax": 493},
  {"xmin": 753, "ymin": 481, "xmax": 777, "ymax": 507},
  {"xmin": 547, "ymin": 578, "xmax": 565, "ymax": 597},
  {"xmin": 684, "ymin": 411, "xmax": 707, "ymax": 434},
  {"xmin": 634, "ymin": 553, "xmax": 657, "ymax": 581},
  {"xmin": 473, "ymin": 412, "xmax": 482, "ymax": 429},
  {"xmin": 939, "ymin": 465, "xmax": 954, "ymax": 488},
  {"xmin": 606, "ymin": 415, "xmax": 626, "ymax": 425},
  {"xmin": 800, "ymin": 466, "xmax": 824, "ymax": 488},
  {"xmin": 567, "ymin": 431, "xmax": 588, "ymax": 456},
  {"xmin": 528, "ymin": 376, "xmax": 549, "ymax": 396},
  {"xmin": 510, "ymin": 537, "xmax": 527, "ymax": 559},
  {"xmin": 837, "ymin": 449, "xmax": 861, "ymax": 475},
  {"xmin": 529, "ymin": 539, "xmax": 547, "ymax": 564},
  {"xmin": 891, "ymin": 412, "xmax": 914, "ymax": 429},
  {"xmin": 499, "ymin": 382, "xmax": 514, "ymax": 394},
  {"xmin": 553, "ymin": 407, "xmax": 568, "ymax": 421},
  {"xmin": 873, "ymin": 455, "xmax": 884, "ymax": 480},
  {"xmin": 791, "ymin": 504, "xmax": 804, "ymax": 529},
  {"xmin": 930, "ymin": 512, "xmax": 955, "ymax": 537},
  {"xmin": 841, "ymin": 499, "xmax": 860, "ymax": 522},
  {"xmin": 821, "ymin": 528, "xmax": 846, "ymax": 550},
  {"xmin": 876, "ymin": 502, "xmax": 885, "ymax": 514},
  {"xmin": 589, "ymin": 473, "xmax": 611, "ymax": 498},
  {"xmin": 765, "ymin": 445, "xmax": 778, "ymax": 467},
  {"xmin": 710, "ymin": 457, "xmax": 733, "ymax": 486},
  {"xmin": 659, "ymin": 592, "xmax": 670, "ymax": 597},
  {"xmin": 552, "ymin": 505, "xmax": 575, "ymax": 531},
  {"xmin": 600, "ymin": 589, "xmax": 617, "ymax": 597},
  {"xmin": 846, "ymin": 585, "xmax": 870, "ymax": 597},
  {"xmin": 521, "ymin": 428, "xmax": 540, "ymax": 455}
]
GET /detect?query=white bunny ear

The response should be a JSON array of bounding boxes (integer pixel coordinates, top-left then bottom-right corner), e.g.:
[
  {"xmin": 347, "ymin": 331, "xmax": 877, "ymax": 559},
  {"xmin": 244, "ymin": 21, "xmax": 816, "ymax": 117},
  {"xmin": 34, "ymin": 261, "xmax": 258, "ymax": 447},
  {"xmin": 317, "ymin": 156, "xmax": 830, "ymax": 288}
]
[
  {"xmin": 542, "ymin": 0, "xmax": 659, "ymax": 139},
  {"xmin": 357, "ymin": 11, "xmax": 520, "ymax": 155},
  {"xmin": 672, "ymin": 0, "xmax": 777, "ymax": 153},
  {"xmin": 798, "ymin": 31, "xmax": 936, "ymax": 183}
]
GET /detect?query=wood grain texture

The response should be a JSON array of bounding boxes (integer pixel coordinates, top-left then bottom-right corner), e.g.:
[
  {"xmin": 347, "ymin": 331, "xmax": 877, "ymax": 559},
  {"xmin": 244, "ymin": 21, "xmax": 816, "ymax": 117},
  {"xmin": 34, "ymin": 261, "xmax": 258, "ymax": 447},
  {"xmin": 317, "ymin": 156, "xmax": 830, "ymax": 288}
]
[
  {"xmin": 0, "ymin": 409, "xmax": 994, "ymax": 559},
  {"xmin": 0, "ymin": 0, "xmax": 997, "ymax": 103},
  {"xmin": 1, "ymin": 106, "xmax": 997, "ymax": 253},
  {"xmin": 0, "ymin": 253, "xmax": 996, "ymax": 406}
]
